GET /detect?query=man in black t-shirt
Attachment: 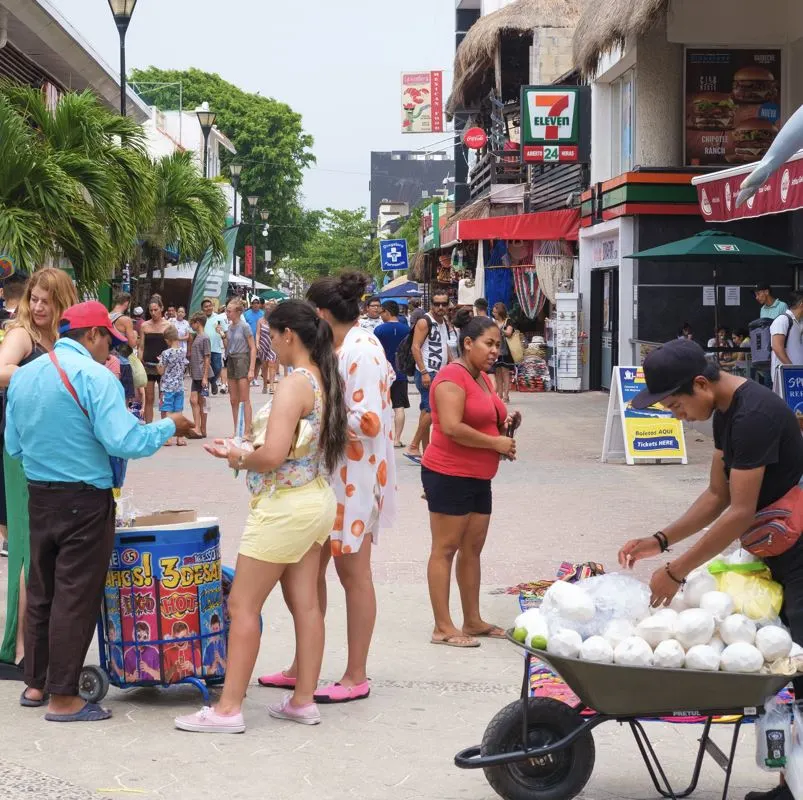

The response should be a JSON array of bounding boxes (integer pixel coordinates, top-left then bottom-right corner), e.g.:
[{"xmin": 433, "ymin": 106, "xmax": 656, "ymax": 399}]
[{"xmin": 617, "ymin": 339, "xmax": 803, "ymax": 800}]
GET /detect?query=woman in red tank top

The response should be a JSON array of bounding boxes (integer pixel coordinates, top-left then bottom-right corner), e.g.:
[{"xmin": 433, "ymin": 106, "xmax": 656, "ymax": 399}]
[{"xmin": 422, "ymin": 314, "xmax": 521, "ymax": 648}]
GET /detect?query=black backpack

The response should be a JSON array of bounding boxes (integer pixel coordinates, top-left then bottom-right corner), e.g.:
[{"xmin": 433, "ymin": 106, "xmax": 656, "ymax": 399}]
[{"xmin": 395, "ymin": 315, "xmax": 431, "ymax": 377}]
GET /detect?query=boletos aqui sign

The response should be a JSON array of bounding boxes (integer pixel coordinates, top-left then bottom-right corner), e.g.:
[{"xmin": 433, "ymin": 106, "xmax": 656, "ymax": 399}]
[{"xmin": 520, "ymin": 85, "xmax": 591, "ymax": 164}]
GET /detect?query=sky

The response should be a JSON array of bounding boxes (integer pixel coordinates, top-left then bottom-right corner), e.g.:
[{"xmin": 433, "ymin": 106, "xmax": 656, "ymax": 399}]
[{"xmin": 51, "ymin": 0, "xmax": 456, "ymax": 211}]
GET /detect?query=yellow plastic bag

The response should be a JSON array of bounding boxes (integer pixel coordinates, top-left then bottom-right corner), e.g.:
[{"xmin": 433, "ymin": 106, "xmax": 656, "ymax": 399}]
[{"xmin": 709, "ymin": 561, "xmax": 783, "ymax": 623}]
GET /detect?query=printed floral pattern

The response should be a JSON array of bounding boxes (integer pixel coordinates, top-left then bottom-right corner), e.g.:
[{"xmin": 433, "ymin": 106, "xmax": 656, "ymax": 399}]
[
  {"xmin": 331, "ymin": 326, "xmax": 396, "ymax": 555},
  {"xmin": 246, "ymin": 368, "xmax": 323, "ymax": 496}
]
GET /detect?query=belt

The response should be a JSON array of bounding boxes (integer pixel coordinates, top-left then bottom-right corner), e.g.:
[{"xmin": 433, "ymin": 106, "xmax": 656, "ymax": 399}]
[{"xmin": 27, "ymin": 480, "xmax": 104, "ymax": 491}]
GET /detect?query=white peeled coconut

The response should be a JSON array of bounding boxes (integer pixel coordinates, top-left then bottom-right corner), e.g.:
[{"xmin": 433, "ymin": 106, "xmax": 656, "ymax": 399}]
[
  {"xmin": 515, "ymin": 609, "xmax": 549, "ymax": 639},
  {"xmin": 614, "ymin": 636, "xmax": 654, "ymax": 667},
  {"xmin": 755, "ymin": 626, "xmax": 793, "ymax": 662},
  {"xmin": 719, "ymin": 614, "xmax": 757, "ymax": 646},
  {"xmin": 580, "ymin": 635, "xmax": 614, "ymax": 664},
  {"xmin": 791, "ymin": 643, "xmax": 803, "ymax": 658},
  {"xmin": 543, "ymin": 581, "xmax": 595, "ymax": 623},
  {"xmin": 603, "ymin": 619, "xmax": 635, "ymax": 648},
  {"xmin": 684, "ymin": 569, "xmax": 717, "ymax": 608},
  {"xmin": 699, "ymin": 591, "xmax": 734, "ymax": 623},
  {"xmin": 635, "ymin": 612, "xmax": 676, "ymax": 648},
  {"xmin": 547, "ymin": 628, "xmax": 583, "ymax": 659},
  {"xmin": 720, "ymin": 642, "xmax": 764, "ymax": 673},
  {"xmin": 708, "ymin": 635, "xmax": 726, "ymax": 655},
  {"xmin": 726, "ymin": 549, "xmax": 759, "ymax": 566},
  {"xmin": 685, "ymin": 644, "xmax": 721, "ymax": 671},
  {"xmin": 653, "ymin": 639, "xmax": 686, "ymax": 669},
  {"xmin": 673, "ymin": 609, "xmax": 716, "ymax": 649},
  {"xmin": 669, "ymin": 591, "xmax": 688, "ymax": 612}
]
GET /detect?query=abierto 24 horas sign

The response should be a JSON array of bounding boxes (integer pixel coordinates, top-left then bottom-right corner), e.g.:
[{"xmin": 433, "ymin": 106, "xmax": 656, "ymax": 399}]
[{"xmin": 520, "ymin": 85, "xmax": 591, "ymax": 164}]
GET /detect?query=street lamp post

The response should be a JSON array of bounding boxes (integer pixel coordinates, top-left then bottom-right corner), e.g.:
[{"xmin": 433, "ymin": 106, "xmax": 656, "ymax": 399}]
[
  {"xmin": 259, "ymin": 209, "xmax": 270, "ymax": 296},
  {"xmin": 107, "ymin": 0, "xmax": 138, "ymax": 117},
  {"xmin": 229, "ymin": 163, "xmax": 242, "ymax": 226},
  {"xmin": 247, "ymin": 196, "xmax": 259, "ymax": 296},
  {"xmin": 196, "ymin": 108, "xmax": 217, "ymax": 178}
]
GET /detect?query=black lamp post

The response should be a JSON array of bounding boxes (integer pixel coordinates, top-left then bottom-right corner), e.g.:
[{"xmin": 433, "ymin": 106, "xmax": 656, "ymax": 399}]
[
  {"xmin": 247, "ymin": 196, "xmax": 259, "ymax": 295},
  {"xmin": 107, "ymin": 0, "xmax": 138, "ymax": 117},
  {"xmin": 229, "ymin": 163, "xmax": 242, "ymax": 226},
  {"xmin": 196, "ymin": 108, "xmax": 217, "ymax": 178}
]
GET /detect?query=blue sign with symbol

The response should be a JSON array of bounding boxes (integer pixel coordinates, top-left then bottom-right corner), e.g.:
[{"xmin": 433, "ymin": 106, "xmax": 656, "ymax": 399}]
[
  {"xmin": 379, "ymin": 239, "xmax": 409, "ymax": 272},
  {"xmin": 780, "ymin": 366, "xmax": 803, "ymax": 418}
]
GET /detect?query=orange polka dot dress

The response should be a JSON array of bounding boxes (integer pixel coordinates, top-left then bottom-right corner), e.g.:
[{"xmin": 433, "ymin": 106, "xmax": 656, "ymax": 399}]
[{"xmin": 331, "ymin": 325, "xmax": 397, "ymax": 555}]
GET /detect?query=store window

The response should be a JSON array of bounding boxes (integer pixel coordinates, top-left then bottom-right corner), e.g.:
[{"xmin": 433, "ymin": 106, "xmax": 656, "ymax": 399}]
[{"xmin": 610, "ymin": 70, "xmax": 635, "ymax": 175}]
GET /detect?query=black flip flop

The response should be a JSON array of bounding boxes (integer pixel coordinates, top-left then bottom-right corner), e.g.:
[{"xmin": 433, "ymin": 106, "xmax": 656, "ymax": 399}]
[
  {"xmin": 45, "ymin": 702, "xmax": 112, "ymax": 722},
  {"xmin": 19, "ymin": 689, "xmax": 48, "ymax": 708}
]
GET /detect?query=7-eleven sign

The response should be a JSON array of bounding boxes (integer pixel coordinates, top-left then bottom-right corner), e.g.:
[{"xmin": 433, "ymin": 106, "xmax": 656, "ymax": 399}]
[{"xmin": 521, "ymin": 86, "xmax": 584, "ymax": 164}]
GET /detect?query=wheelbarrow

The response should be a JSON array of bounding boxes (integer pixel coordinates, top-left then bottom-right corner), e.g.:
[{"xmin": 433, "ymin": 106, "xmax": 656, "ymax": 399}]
[{"xmin": 454, "ymin": 632, "xmax": 798, "ymax": 800}]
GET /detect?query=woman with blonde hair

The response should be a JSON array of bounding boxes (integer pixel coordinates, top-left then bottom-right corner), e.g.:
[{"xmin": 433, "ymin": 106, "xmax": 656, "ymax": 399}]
[{"xmin": 0, "ymin": 268, "xmax": 77, "ymax": 689}]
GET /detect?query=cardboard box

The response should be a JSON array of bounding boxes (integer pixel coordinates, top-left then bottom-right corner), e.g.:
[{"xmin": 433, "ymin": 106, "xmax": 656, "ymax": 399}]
[{"xmin": 132, "ymin": 509, "xmax": 198, "ymax": 527}]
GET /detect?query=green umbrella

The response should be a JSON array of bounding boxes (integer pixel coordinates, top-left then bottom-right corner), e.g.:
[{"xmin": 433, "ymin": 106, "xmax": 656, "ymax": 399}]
[
  {"xmin": 626, "ymin": 229, "xmax": 802, "ymax": 263},
  {"xmin": 258, "ymin": 288, "xmax": 288, "ymax": 301},
  {"xmin": 627, "ymin": 230, "xmax": 802, "ymax": 339}
]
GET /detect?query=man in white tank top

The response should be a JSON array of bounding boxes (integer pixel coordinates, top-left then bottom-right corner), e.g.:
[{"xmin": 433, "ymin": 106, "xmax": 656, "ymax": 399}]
[{"xmin": 404, "ymin": 291, "xmax": 451, "ymax": 462}]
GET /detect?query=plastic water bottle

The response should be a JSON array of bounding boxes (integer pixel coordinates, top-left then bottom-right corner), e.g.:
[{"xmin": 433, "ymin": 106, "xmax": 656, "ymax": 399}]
[
  {"xmin": 756, "ymin": 695, "xmax": 792, "ymax": 771},
  {"xmin": 201, "ymin": 387, "xmax": 210, "ymax": 415}
]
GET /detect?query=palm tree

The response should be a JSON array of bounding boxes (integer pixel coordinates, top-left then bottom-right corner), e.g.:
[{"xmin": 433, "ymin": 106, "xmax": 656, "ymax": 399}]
[
  {"xmin": 139, "ymin": 151, "xmax": 228, "ymax": 294},
  {"xmin": 0, "ymin": 83, "xmax": 155, "ymax": 290}
]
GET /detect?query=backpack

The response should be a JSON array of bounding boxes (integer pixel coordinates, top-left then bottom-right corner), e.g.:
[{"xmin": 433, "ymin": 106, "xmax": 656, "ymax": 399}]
[{"xmin": 395, "ymin": 315, "xmax": 432, "ymax": 377}]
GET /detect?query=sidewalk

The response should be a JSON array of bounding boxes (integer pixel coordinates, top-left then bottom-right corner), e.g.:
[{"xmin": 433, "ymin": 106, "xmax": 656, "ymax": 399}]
[{"xmin": 0, "ymin": 388, "xmax": 774, "ymax": 799}]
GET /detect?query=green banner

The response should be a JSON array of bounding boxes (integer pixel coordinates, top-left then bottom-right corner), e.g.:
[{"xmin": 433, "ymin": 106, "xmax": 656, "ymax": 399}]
[{"xmin": 189, "ymin": 225, "xmax": 239, "ymax": 314}]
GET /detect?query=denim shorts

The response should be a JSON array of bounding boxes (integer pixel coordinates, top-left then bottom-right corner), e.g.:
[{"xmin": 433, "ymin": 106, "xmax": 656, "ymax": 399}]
[
  {"xmin": 414, "ymin": 370, "xmax": 437, "ymax": 412},
  {"xmin": 160, "ymin": 390, "xmax": 185, "ymax": 413}
]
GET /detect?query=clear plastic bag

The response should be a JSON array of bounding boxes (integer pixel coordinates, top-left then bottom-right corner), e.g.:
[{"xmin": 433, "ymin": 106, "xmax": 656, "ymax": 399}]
[
  {"xmin": 708, "ymin": 560, "xmax": 783, "ymax": 624},
  {"xmin": 784, "ymin": 704, "xmax": 803, "ymax": 798},
  {"xmin": 757, "ymin": 695, "xmax": 792, "ymax": 772}
]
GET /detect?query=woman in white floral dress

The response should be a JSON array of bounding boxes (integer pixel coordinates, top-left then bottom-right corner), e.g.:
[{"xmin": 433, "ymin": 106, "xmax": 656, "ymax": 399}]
[{"xmin": 259, "ymin": 271, "xmax": 396, "ymax": 703}]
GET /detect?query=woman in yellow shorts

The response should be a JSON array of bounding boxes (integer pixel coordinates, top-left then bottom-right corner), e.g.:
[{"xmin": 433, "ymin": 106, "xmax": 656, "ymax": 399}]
[{"xmin": 175, "ymin": 300, "xmax": 347, "ymax": 733}]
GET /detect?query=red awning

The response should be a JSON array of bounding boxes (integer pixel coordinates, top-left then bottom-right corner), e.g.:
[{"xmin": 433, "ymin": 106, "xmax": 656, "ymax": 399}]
[
  {"xmin": 440, "ymin": 208, "xmax": 579, "ymax": 247},
  {"xmin": 691, "ymin": 152, "xmax": 803, "ymax": 222}
]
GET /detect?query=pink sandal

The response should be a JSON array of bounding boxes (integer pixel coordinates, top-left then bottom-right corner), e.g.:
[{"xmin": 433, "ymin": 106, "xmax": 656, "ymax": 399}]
[
  {"xmin": 313, "ymin": 680, "xmax": 371, "ymax": 704},
  {"xmin": 257, "ymin": 671, "xmax": 297, "ymax": 689}
]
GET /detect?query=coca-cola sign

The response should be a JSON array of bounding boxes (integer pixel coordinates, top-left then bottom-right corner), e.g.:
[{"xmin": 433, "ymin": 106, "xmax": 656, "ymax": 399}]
[{"xmin": 463, "ymin": 127, "xmax": 488, "ymax": 150}]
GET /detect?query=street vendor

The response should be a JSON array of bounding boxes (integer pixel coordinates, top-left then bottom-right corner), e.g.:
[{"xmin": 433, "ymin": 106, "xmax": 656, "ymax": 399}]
[{"xmin": 619, "ymin": 339, "xmax": 803, "ymax": 800}]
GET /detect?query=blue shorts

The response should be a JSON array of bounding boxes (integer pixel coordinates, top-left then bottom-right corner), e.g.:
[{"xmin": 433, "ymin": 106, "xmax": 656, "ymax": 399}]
[
  {"xmin": 160, "ymin": 390, "xmax": 185, "ymax": 413},
  {"xmin": 414, "ymin": 370, "xmax": 437, "ymax": 412}
]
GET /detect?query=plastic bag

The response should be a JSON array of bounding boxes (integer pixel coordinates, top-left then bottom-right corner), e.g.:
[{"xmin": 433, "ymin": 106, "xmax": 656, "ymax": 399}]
[
  {"xmin": 708, "ymin": 560, "xmax": 783, "ymax": 624},
  {"xmin": 128, "ymin": 353, "xmax": 148, "ymax": 389},
  {"xmin": 757, "ymin": 695, "xmax": 792, "ymax": 772},
  {"xmin": 787, "ymin": 704, "xmax": 803, "ymax": 799}
]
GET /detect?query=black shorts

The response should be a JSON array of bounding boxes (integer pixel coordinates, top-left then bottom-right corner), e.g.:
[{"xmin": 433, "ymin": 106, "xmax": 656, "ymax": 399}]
[
  {"xmin": 421, "ymin": 466, "xmax": 492, "ymax": 516},
  {"xmin": 390, "ymin": 380, "xmax": 410, "ymax": 409},
  {"xmin": 191, "ymin": 380, "xmax": 206, "ymax": 394}
]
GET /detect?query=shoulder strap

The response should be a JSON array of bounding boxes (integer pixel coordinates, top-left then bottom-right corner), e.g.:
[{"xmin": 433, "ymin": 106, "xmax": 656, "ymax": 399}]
[
  {"xmin": 49, "ymin": 351, "xmax": 89, "ymax": 418},
  {"xmin": 785, "ymin": 311, "xmax": 796, "ymax": 349}
]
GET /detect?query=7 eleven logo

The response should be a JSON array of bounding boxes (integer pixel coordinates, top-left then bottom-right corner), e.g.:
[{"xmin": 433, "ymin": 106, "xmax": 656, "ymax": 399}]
[{"xmin": 527, "ymin": 91, "xmax": 577, "ymax": 141}]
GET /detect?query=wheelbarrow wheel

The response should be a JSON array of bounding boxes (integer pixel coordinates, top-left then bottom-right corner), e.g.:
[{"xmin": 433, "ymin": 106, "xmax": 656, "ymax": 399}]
[
  {"xmin": 78, "ymin": 665, "xmax": 110, "ymax": 703},
  {"xmin": 481, "ymin": 697, "xmax": 594, "ymax": 800}
]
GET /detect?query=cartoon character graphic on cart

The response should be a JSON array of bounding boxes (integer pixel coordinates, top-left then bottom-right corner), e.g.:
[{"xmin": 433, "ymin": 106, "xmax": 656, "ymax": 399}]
[
  {"xmin": 123, "ymin": 621, "xmax": 161, "ymax": 682},
  {"xmin": 203, "ymin": 614, "xmax": 226, "ymax": 676},
  {"xmin": 163, "ymin": 621, "xmax": 201, "ymax": 683},
  {"xmin": 106, "ymin": 619, "xmax": 125, "ymax": 679}
]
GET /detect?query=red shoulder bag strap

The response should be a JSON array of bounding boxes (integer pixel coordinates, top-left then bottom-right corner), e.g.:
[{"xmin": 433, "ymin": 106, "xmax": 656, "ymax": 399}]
[{"xmin": 49, "ymin": 350, "xmax": 89, "ymax": 419}]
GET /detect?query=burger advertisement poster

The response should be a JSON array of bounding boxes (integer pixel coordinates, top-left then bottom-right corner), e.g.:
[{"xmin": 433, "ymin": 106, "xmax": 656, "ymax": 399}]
[{"xmin": 685, "ymin": 49, "xmax": 781, "ymax": 167}]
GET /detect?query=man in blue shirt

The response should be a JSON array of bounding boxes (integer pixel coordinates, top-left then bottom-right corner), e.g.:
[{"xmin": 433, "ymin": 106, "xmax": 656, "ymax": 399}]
[
  {"xmin": 756, "ymin": 283, "xmax": 789, "ymax": 320},
  {"xmin": 374, "ymin": 300, "xmax": 410, "ymax": 447},
  {"xmin": 243, "ymin": 297, "xmax": 264, "ymax": 385},
  {"xmin": 6, "ymin": 301, "xmax": 194, "ymax": 722}
]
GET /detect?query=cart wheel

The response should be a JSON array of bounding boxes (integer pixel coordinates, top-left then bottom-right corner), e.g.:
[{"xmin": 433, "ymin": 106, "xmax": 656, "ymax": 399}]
[
  {"xmin": 481, "ymin": 697, "xmax": 595, "ymax": 800},
  {"xmin": 78, "ymin": 665, "xmax": 110, "ymax": 703}
]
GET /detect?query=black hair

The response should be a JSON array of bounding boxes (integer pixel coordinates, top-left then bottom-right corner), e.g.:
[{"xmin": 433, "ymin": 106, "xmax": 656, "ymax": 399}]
[
  {"xmin": 210, "ymin": 614, "xmax": 221, "ymax": 626},
  {"xmin": 474, "ymin": 297, "xmax": 488, "ymax": 311},
  {"xmin": 734, "ymin": 327, "xmax": 749, "ymax": 339},
  {"xmin": 679, "ymin": 322, "xmax": 692, "ymax": 333},
  {"xmin": 431, "ymin": 289, "xmax": 449, "ymax": 302},
  {"xmin": 755, "ymin": 283, "xmax": 772, "ymax": 294},
  {"xmin": 672, "ymin": 362, "xmax": 722, "ymax": 396},
  {"xmin": 364, "ymin": 295, "xmax": 380, "ymax": 307},
  {"xmin": 60, "ymin": 327, "xmax": 94, "ymax": 342},
  {"xmin": 457, "ymin": 314, "xmax": 497, "ymax": 354},
  {"xmin": 306, "ymin": 271, "xmax": 369, "ymax": 324},
  {"xmin": 268, "ymin": 299, "xmax": 347, "ymax": 472},
  {"xmin": 381, "ymin": 300, "xmax": 399, "ymax": 317},
  {"xmin": 2, "ymin": 273, "xmax": 27, "ymax": 303},
  {"xmin": 790, "ymin": 291, "xmax": 803, "ymax": 309}
]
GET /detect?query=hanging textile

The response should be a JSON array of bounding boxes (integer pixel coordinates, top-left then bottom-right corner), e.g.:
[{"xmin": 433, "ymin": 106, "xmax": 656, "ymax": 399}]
[
  {"xmin": 513, "ymin": 267, "xmax": 546, "ymax": 319},
  {"xmin": 485, "ymin": 266, "xmax": 513, "ymax": 311},
  {"xmin": 474, "ymin": 240, "xmax": 486, "ymax": 301},
  {"xmin": 488, "ymin": 240, "xmax": 511, "ymax": 268},
  {"xmin": 533, "ymin": 240, "xmax": 574, "ymax": 304}
]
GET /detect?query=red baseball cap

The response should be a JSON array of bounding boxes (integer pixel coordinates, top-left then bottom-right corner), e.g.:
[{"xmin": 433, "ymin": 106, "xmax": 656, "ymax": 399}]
[{"xmin": 59, "ymin": 301, "xmax": 127, "ymax": 343}]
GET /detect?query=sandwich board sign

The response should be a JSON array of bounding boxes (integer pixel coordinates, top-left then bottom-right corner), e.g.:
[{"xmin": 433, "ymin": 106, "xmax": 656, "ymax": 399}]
[
  {"xmin": 602, "ymin": 366, "xmax": 688, "ymax": 465},
  {"xmin": 780, "ymin": 365, "xmax": 803, "ymax": 423}
]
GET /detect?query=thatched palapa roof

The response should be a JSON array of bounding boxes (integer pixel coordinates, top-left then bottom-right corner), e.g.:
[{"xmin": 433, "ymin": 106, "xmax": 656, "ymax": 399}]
[
  {"xmin": 573, "ymin": 0, "xmax": 669, "ymax": 77},
  {"xmin": 445, "ymin": 0, "xmax": 583, "ymax": 119}
]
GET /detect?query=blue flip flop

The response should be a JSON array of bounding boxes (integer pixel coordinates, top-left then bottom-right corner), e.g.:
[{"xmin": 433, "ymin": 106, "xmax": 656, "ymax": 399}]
[
  {"xmin": 19, "ymin": 689, "xmax": 48, "ymax": 708},
  {"xmin": 403, "ymin": 452, "xmax": 422, "ymax": 465},
  {"xmin": 45, "ymin": 702, "xmax": 112, "ymax": 722}
]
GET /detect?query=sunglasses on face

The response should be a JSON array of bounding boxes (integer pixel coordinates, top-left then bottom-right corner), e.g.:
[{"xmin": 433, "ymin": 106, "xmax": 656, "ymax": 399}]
[{"xmin": 432, "ymin": 302, "xmax": 448, "ymax": 308}]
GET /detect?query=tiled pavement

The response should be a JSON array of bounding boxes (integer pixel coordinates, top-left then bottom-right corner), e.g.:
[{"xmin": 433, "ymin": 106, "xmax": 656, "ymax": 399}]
[{"xmin": 0, "ymin": 387, "xmax": 776, "ymax": 799}]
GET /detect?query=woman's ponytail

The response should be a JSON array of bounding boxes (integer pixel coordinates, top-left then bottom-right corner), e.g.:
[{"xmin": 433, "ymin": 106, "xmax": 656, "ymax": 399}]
[{"xmin": 311, "ymin": 317, "xmax": 348, "ymax": 473}]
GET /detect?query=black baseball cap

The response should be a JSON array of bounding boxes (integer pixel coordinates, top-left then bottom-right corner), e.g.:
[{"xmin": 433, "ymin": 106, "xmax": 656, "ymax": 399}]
[{"xmin": 631, "ymin": 339, "xmax": 708, "ymax": 410}]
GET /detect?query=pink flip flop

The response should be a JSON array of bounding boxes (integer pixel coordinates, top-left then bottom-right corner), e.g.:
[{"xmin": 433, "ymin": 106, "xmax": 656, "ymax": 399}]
[
  {"xmin": 257, "ymin": 671, "xmax": 297, "ymax": 689},
  {"xmin": 313, "ymin": 680, "xmax": 371, "ymax": 704}
]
